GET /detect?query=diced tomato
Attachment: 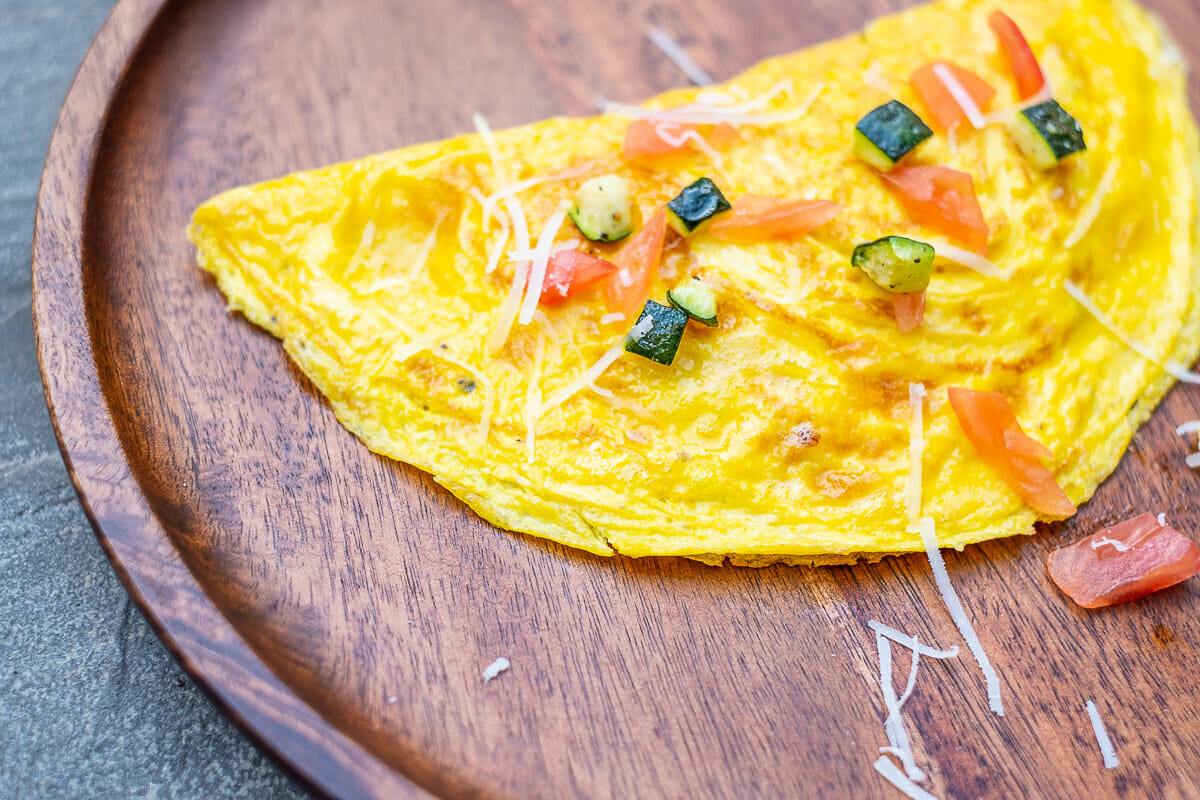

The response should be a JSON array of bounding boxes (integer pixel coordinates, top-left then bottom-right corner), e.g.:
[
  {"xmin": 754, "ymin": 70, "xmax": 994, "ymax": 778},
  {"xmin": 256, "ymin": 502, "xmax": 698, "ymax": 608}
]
[
  {"xmin": 947, "ymin": 387, "xmax": 1076, "ymax": 517},
  {"xmin": 893, "ymin": 291, "xmax": 926, "ymax": 333},
  {"xmin": 605, "ymin": 208, "xmax": 669, "ymax": 320},
  {"xmin": 880, "ymin": 166, "xmax": 990, "ymax": 255},
  {"xmin": 1048, "ymin": 514, "xmax": 1200, "ymax": 608},
  {"xmin": 709, "ymin": 196, "xmax": 843, "ymax": 240},
  {"xmin": 988, "ymin": 11, "xmax": 1047, "ymax": 101},
  {"xmin": 623, "ymin": 119, "xmax": 741, "ymax": 159},
  {"xmin": 539, "ymin": 250, "xmax": 619, "ymax": 305},
  {"xmin": 910, "ymin": 61, "xmax": 997, "ymax": 132}
]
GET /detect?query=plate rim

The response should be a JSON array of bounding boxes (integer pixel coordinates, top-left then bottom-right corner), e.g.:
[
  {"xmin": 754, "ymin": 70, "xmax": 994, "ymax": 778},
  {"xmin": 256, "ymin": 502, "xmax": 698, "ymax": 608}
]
[{"xmin": 30, "ymin": 1, "xmax": 431, "ymax": 797}]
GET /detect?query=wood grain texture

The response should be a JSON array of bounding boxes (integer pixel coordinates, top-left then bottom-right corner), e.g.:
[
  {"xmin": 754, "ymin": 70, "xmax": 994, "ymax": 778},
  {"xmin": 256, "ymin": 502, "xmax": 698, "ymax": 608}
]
[{"xmin": 32, "ymin": 0, "xmax": 1200, "ymax": 798}]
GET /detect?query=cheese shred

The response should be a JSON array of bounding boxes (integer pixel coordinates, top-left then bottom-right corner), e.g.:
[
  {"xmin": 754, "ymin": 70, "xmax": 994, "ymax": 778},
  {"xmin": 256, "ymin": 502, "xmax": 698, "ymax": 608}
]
[
  {"xmin": 906, "ymin": 383, "xmax": 927, "ymax": 533},
  {"xmin": 539, "ymin": 316, "xmax": 654, "ymax": 417},
  {"xmin": 872, "ymin": 756, "xmax": 941, "ymax": 800},
  {"xmin": 918, "ymin": 517, "xmax": 1005, "ymax": 717},
  {"xmin": 647, "ymin": 25, "xmax": 714, "ymax": 87},
  {"xmin": 1064, "ymin": 279, "xmax": 1200, "ymax": 384},
  {"xmin": 1085, "ymin": 700, "xmax": 1120, "ymax": 769},
  {"xmin": 517, "ymin": 203, "xmax": 571, "ymax": 326},
  {"xmin": 1063, "ymin": 162, "xmax": 1119, "ymax": 249}
]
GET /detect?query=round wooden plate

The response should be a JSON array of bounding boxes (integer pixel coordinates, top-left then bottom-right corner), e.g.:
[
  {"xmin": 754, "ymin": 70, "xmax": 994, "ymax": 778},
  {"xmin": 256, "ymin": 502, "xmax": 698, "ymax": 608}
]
[{"xmin": 32, "ymin": 0, "xmax": 1200, "ymax": 797}]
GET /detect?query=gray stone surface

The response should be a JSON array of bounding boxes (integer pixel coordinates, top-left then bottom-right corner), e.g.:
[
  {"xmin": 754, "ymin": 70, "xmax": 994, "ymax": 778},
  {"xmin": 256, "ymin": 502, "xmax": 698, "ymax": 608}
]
[{"xmin": 0, "ymin": 2, "xmax": 313, "ymax": 797}]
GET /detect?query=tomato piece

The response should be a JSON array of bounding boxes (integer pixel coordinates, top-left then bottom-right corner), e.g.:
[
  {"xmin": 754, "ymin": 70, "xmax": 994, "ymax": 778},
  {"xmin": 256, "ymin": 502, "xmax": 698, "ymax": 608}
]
[
  {"xmin": 604, "ymin": 208, "xmax": 669, "ymax": 320},
  {"xmin": 880, "ymin": 166, "xmax": 990, "ymax": 255},
  {"xmin": 988, "ymin": 11, "xmax": 1047, "ymax": 101},
  {"xmin": 947, "ymin": 387, "xmax": 1076, "ymax": 517},
  {"xmin": 709, "ymin": 196, "xmax": 843, "ymax": 240},
  {"xmin": 623, "ymin": 119, "xmax": 741, "ymax": 159},
  {"xmin": 1048, "ymin": 514, "xmax": 1200, "ymax": 608},
  {"xmin": 539, "ymin": 250, "xmax": 619, "ymax": 305},
  {"xmin": 910, "ymin": 61, "xmax": 997, "ymax": 132},
  {"xmin": 893, "ymin": 291, "xmax": 926, "ymax": 333}
]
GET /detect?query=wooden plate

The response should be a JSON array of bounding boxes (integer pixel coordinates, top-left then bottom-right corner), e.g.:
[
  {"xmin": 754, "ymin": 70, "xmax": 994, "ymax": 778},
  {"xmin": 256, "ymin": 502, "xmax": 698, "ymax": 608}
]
[{"xmin": 33, "ymin": 0, "xmax": 1200, "ymax": 797}]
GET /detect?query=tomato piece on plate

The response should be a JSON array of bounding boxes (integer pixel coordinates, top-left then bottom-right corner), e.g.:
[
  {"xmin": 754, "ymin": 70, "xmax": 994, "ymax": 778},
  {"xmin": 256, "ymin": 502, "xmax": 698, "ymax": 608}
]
[
  {"xmin": 623, "ymin": 120, "xmax": 741, "ymax": 159},
  {"xmin": 893, "ymin": 291, "xmax": 926, "ymax": 332},
  {"xmin": 910, "ymin": 61, "xmax": 997, "ymax": 132},
  {"xmin": 605, "ymin": 208, "xmax": 669, "ymax": 321},
  {"xmin": 880, "ymin": 166, "xmax": 990, "ymax": 255},
  {"xmin": 947, "ymin": 387, "xmax": 1076, "ymax": 517},
  {"xmin": 1048, "ymin": 514, "xmax": 1200, "ymax": 608},
  {"xmin": 988, "ymin": 10, "xmax": 1047, "ymax": 101},
  {"xmin": 709, "ymin": 196, "xmax": 843, "ymax": 240},
  {"xmin": 539, "ymin": 250, "xmax": 619, "ymax": 305}
]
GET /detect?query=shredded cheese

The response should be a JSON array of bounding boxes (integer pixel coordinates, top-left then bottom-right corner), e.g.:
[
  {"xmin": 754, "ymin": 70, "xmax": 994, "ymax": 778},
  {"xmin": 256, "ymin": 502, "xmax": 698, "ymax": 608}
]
[
  {"xmin": 652, "ymin": 122, "xmax": 724, "ymax": 167},
  {"xmin": 906, "ymin": 383, "xmax": 927, "ymax": 533},
  {"xmin": 1064, "ymin": 279, "xmax": 1200, "ymax": 385},
  {"xmin": 484, "ymin": 214, "xmax": 512, "ymax": 276},
  {"xmin": 480, "ymin": 162, "xmax": 594, "ymax": 225},
  {"xmin": 476, "ymin": 112, "xmax": 534, "ymax": 353},
  {"xmin": 481, "ymin": 656, "xmax": 510, "ymax": 683},
  {"xmin": 1063, "ymin": 162, "xmax": 1119, "ymax": 249},
  {"xmin": 1187, "ymin": 452, "xmax": 1200, "ymax": 469},
  {"xmin": 932, "ymin": 63, "xmax": 986, "ymax": 130},
  {"xmin": 1085, "ymin": 700, "xmax": 1119, "ymax": 769},
  {"xmin": 1158, "ymin": 512, "xmax": 1168, "ymax": 526},
  {"xmin": 647, "ymin": 25, "xmax": 714, "ymax": 87},
  {"xmin": 524, "ymin": 328, "xmax": 546, "ymax": 463},
  {"xmin": 1176, "ymin": 421, "xmax": 1200, "ymax": 436},
  {"xmin": 599, "ymin": 312, "xmax": 626, "ymax": 325},
  {"xmin": 364, "ymin": 216, "xmax": 444, "ymax": 293},
  {"xmin": 869, "ymin": 620, "xmax": 958, "ymax": 784},
  {"xmin": 518, "ymin": 203, "xmax": 571, "ymax": 326},
  {"xmin": 603, "ymin": 80, "xmax": 822, "ymax": 126},
  {"xmin": 1090, "ymin": 536, "xmax": 1130, "ymax": 553},
  {"xmin": 486, "ymin": 194, "xmax": 532, "ymax": 354},
  {"xmin": 872, "ymin": 756, "xmax": 941, "ymax": 800},
  {"xmin": 540, "ymin": 316, "xmax": 654, "ymax": 416},
  {"xmin": 918, "ymin": 516, "xmax": 1005, "ymax": 716},
  {"xmin": 862, "ymin": 61, "xmax": 892, "ymax": 94},
  {"xmin": 925, "ymin": 239, "xmax": 1004, "ymax": 279}
]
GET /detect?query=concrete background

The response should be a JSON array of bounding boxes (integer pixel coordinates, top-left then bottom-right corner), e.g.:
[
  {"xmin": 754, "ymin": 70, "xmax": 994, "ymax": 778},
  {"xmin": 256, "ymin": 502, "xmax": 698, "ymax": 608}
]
[{"xmin": 0, "ymin": 2, "xmax": 313, "ymax": 797}]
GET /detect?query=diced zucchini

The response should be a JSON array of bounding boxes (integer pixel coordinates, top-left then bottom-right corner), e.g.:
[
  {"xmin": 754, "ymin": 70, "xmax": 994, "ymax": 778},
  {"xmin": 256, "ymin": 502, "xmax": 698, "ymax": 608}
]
[
  {"xmin": 1010, "ymin": 100, "xmax": 1086, "ymax": 170},
  {"xmin": 625, "ymin": 300, "xmax": 689, "ymax": 365},
  {"xmin": 667, "ymin": 277, "xmax": 718, "ymax": 327},
  {"xmin": 851, "ymin": 236, "xmax": 935, "ymax": 293},
  {"xmin": 569, "ymin": 174, "xmax": 633, "ymax": 242},
  {"xmin": 854, "ymin": 101, "xmax": 933, "ymax": 171},
  {"xmin": 666, "ymin": 177, "xmax": 731, "ymax": 236}
]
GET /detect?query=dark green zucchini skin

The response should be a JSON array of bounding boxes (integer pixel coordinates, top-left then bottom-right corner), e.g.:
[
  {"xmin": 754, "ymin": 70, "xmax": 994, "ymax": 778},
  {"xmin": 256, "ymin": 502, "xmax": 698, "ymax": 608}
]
[
  {"xmin": 667, "ymin": 178, "xmax": 732, "ymax": 235},
  {"xmin": 854, "ymin": 101, "xmax": 933, "ymax": 169},
  {"xmin": 1018, "ymin": 100, "xmax": 1086, "ymax": 166},
  {"xmin": 625, "ymin": 300, "xmax": 689, "ymax": 365}
]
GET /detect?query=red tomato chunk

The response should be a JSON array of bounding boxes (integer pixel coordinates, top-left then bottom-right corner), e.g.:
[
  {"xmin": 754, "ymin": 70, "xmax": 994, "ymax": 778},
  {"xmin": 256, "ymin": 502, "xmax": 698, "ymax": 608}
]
[{"xmin": 1048, "ymin": 513, "xmax": 1200, "ymax": 608}]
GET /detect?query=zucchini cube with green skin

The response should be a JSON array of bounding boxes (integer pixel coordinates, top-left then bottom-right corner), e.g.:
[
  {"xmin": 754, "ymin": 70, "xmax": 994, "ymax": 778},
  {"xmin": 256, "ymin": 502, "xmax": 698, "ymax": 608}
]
[
  {"xmin": 569, "ymin": 174, "xmax": 633, "ymax": 242},
  {"xmin": 854, "ymin": 100, "xmax": 933, "ymax": 172},
  {"xmin": 851, "ymin": 236, "xmax": 935, "ymax": 293},
  {"xmin": 625, "ymin": 300, "xmax": 689, "ymax": 365},
  {"xmin": 667, "ymin": 277, "xmax": 719, "ymax": 327},
  {"xmin": 1010, "ymin": 100, "xmax": 1086, "ymax": 170},
  {"xmin": 666, "ymin": 177, "xmax": 731, "ymax": 236}
]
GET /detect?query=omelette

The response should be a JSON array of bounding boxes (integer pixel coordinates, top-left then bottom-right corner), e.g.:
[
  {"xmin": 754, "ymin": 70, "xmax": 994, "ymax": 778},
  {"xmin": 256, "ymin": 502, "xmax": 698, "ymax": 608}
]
[{"xmin": 189, "ymin": 0, "xmax": 1200, "ymax": 564}]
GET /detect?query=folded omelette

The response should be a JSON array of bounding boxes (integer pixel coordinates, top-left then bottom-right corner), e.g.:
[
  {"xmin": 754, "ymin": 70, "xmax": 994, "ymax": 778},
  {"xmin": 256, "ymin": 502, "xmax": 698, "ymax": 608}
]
[{"xmin": 190, "ymin": 0, "xmax": 1200, "ymax": 563}]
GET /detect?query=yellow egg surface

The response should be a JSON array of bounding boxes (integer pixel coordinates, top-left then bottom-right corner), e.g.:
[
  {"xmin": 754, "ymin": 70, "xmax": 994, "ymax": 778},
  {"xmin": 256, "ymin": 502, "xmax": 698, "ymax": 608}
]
[{"xmin": 190, "ymin": 0, "xmax": 1200, "ymax": 563}]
